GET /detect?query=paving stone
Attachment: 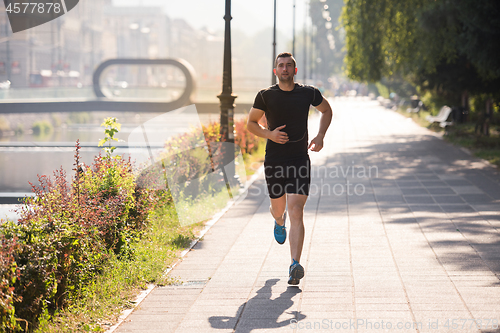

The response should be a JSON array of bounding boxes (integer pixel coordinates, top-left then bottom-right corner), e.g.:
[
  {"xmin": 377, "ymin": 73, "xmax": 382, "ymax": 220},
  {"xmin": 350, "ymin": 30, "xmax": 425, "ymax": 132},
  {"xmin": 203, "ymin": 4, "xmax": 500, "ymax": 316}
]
[
  {"xmin": 300, "ymin": 297, "xmax": 353, "ymax": 305},
  {"xmin": 408, "ymin": 205, "xmax": 444, "ymax": 212},
  {"xmin": 421, "ymin": 180, "xmax": 449, "ymax": 187},
  {"xmin": 401, "ymin": 188, "xmax": 430, "ymax": 195},
  {"xmin": 397, "ymin": 181, "xmax": 424, "ymax": 188},
  {"xmin": 404, "ymin": 195, "xmax": 436, "ymax": 204},
  {"xmin": 300, "ymin": 303, "xmax": 355, "ymax": 312},
  {"xmin": 233, "ymin": 317, "xmax": 297, "ymax": 331},
  {"xmin": 460, "ymin": 194, "xmax": 495, "ymax": 204},
  {"xmin": 375, "ymin": 194, "xmax": 407, "ymax": 204},
  {"xmin": 355, "ymin": 311, "xmax": 415, "ymax": 320},
  {"xmin": 440, "ymin": 204, "xmax": 476, "ymax": 213},
  {"xmin": 426, "ymin": 187, "xmax": 457, "ymax": 195},
  {"xmin": 432, "ymin": 195, "xmax": 466, "ymax": 204},
  {"xmin": 176, "ymin": 318, "xmax": 233, "ymax": 331},
  {"xmin": 445, "ymin": 179, "xmax": 475, "ymax": 186}
]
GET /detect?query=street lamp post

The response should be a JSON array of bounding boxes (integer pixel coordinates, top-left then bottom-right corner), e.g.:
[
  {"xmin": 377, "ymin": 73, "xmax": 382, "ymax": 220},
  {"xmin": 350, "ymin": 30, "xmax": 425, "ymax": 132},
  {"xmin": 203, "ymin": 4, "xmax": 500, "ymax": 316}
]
[
  {"xmin": 303, "ymin": 0, "xmax": 308, "ymax": 83},
  {"xmin": 292, "ymin": 0, "xmax": 296, "ymax": 55},
  {"xmin": 218, "ymin": 0, "xmax": 237, "ymax": 190},
  {"xmin": 303, "ymin": 1, "xmax": 307, "ymax": 83},
  {"xmin": 272, "ymin": 0, "xmax": 277, "ymax": 85},
  {"xmin": 4, "ymin": 19, "xmax": 11, "ymax": 82}
]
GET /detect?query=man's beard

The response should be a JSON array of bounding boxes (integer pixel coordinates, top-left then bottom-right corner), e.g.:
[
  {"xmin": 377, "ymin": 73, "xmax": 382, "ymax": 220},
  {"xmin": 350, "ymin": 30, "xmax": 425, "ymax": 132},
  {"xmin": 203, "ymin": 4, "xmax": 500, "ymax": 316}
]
[{"xmin": 278, "ymin": 73, "xmax": 294, "ymax": 83}]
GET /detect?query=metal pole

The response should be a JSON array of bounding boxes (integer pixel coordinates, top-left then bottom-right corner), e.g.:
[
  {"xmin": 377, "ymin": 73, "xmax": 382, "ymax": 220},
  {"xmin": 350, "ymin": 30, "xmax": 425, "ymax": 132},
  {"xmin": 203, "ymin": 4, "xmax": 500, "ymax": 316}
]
[
  {"xmin": 292, "ymin": 0, "xmax": 296, "ymax": 55},
  {"xmin": 311, "ymin": 25, "xmax": 315, "ymax": 81},
  {"xmin": 272, "ymin": 0, "xmax": 277, "ymax": 85},
  {"xmin": 58, "ymin": 19, "xmax": 62, "ymax": 86},
  {"xmin": 29, "ymin": 29, "xmax": 32, "ymax": 83},
  {"xmin": 5, "ymin": 20, "xmax": 11, "ymax": 82},
  {"xmin": 218, "ymin": 0, "xmax": 237, "ymax": 189},
  {"xmin": 303, "ymin": 0, "xmax": 307, "ymax": 83}
]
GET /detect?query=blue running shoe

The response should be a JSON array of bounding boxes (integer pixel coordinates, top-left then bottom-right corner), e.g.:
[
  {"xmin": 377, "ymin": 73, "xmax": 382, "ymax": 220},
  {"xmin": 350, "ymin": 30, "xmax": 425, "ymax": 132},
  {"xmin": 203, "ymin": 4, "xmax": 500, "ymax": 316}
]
[
  {"xmin": 288, "ymin": 259, "xmax": 304, "ymax": 285},
  {"xmin": 274, "ymin": 212, "xmax": 287, "ymax": 245}
]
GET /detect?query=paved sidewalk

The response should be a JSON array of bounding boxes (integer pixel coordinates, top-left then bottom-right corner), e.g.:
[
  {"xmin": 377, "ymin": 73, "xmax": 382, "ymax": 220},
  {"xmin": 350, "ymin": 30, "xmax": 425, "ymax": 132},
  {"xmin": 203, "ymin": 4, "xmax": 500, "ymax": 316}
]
[{"xmin": 115, "ymin": 98, "xmax": 500, "ymax": 333}]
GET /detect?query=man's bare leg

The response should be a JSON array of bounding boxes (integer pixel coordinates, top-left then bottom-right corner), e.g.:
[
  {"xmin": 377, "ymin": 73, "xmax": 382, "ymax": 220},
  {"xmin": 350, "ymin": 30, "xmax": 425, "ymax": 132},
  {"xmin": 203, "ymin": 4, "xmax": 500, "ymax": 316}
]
[
  {"xmin": 270, "ymin": 195, "xmax": 287, "ymax": 226},
  {"xmin": 286, "ymin": 194, "xmax": 307, "ymax": 263}
]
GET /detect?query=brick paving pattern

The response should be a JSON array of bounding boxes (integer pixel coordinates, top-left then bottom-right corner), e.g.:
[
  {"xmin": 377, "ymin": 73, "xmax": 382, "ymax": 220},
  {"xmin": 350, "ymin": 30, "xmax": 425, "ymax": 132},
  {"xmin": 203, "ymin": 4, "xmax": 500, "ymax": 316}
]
[{"xmin": 115, "ymin": 98, "xmax": 500, "ymax": 333}]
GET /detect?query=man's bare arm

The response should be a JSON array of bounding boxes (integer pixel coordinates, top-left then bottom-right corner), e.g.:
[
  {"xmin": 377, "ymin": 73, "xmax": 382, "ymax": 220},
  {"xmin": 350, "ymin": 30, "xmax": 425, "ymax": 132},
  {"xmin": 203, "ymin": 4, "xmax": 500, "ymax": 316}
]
[
  {"xmin": 247, "ymin": 107, "xmax": 289, "ymax": 144},
  {"xmin": 308, "ymin": 98, "xmax": 332, "ymax": 152}
]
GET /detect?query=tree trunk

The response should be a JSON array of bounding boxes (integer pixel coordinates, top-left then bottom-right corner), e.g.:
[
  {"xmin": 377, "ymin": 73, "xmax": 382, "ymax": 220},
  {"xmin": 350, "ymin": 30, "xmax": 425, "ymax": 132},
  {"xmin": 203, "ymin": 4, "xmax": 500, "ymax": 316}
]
[
  {"xmin": 461, "ymin": 90, "xmax": 469, "ymax": 122},
  {"xmin": 483, "ymin": 97, "xmax": 492, "ymax": 136}
]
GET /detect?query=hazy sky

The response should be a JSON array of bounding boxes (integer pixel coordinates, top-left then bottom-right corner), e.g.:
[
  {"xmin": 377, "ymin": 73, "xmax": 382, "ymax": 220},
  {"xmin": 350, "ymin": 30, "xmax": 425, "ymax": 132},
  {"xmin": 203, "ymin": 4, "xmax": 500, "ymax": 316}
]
[{"xmin": 113, "ymin": 0, "xmax": 307, "ymax": 41}]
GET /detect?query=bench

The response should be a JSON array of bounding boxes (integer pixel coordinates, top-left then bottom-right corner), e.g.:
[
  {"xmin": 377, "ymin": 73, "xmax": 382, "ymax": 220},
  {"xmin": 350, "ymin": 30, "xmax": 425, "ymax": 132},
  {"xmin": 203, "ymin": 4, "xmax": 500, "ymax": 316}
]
[{"xmin": 425, "ymin": 106, "xmax": 452, "ymax": 127}]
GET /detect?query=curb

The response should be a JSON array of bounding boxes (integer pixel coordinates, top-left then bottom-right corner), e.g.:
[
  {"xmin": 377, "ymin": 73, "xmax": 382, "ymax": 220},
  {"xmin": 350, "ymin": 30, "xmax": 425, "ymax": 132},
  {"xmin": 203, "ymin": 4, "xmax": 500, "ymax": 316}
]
[{"xmin": 105, "ymin": 164, "xmax": 264, "ymax": 333}]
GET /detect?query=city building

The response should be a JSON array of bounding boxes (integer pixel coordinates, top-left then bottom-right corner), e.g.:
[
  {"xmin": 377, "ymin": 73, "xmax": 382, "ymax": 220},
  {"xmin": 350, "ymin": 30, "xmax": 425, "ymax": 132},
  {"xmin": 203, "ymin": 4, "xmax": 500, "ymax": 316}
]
[{"xmin": 0, "ymin": 2, "xmax": 224, "ymax": 101}]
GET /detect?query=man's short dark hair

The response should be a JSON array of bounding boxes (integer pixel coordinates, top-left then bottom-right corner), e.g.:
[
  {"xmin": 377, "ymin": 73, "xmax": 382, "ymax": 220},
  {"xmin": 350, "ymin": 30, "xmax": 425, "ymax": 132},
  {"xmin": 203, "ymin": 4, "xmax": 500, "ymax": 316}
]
[{"xmin": 275, "ymin": 52, "xmax": 297, "ymax": 68}]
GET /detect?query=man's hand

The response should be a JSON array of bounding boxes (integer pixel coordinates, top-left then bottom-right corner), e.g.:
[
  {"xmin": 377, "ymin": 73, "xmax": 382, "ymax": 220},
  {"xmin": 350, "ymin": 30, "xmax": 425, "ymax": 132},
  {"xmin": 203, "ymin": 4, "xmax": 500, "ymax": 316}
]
[
  {"xmin": 308, "ymin": 134, "xmax": 324, "ymax": 152},
  {"xmin": 309, "ymin": 97, "xmax": 332, "ymax": 152},
  {"xmin": 268, "ymin": 125, "xmax": 289, "ymax": 144}
]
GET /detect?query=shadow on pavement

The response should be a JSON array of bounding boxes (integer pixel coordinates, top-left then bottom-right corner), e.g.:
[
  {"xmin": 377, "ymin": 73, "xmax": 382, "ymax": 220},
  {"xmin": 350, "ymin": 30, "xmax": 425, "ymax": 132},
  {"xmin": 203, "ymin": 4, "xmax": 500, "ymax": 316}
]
[
  {"xmin": 317, "ymin": 134, "xmax": 500, "ymax": 282},
  {"xmin": 209, "ymin": 278, "xmax": 305, "ymax": 332}
]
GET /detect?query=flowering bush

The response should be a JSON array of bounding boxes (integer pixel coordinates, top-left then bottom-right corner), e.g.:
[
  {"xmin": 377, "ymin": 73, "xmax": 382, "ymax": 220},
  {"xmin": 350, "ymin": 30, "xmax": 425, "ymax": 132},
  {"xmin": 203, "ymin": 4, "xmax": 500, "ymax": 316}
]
[
  {"xmin": 0, "ymin": 116, "xmax": 265, "ymax": 331},
  {"xmin": 79, "ymin": 154, "xmax": 139, "ymax": 255},
  {"xmin": 152, "ymin": 116, "xmax": 265, "ymax": 200},
  {"xmin": 0, "ymin": 133, "xmax": 156, "ymax": 330},
  {"xmin": 234, "ymin": 116, "xmax": 266, "ymax": 155},
  {"xmin": 0, "ymin": 235, "xmax": 19, "ymax": 332}
]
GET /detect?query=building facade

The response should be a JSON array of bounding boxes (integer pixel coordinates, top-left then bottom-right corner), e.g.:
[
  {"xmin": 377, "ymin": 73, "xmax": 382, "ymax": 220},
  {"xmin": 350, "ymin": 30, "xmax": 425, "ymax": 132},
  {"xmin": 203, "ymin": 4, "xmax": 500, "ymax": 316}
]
[{"xmin": 0, "ymin": 2, "xmax": 223, "ymax": 97}]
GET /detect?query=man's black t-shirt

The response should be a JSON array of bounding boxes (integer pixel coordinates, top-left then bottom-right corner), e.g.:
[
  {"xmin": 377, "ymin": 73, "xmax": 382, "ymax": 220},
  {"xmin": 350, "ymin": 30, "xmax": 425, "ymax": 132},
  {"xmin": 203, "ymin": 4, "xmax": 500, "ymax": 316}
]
[{"xmin": 253, "ymin": 83, "xmax": 323, "ymax": 162}]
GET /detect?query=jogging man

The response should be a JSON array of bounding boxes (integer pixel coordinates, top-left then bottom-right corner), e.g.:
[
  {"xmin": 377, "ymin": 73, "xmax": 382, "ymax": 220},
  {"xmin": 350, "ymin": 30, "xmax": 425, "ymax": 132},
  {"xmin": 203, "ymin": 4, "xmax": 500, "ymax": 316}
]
[{"xmin": 247, "ymin": 52, "xmax": 332, "ymax": 285}]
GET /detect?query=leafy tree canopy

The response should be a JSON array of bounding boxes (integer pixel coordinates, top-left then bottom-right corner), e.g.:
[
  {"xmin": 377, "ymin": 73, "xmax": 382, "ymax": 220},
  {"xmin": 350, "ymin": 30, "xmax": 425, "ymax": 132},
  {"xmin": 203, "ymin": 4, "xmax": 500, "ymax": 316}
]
[{"xmin": 341, "ymin": 0, "xmax": 500, "ymax": 92}]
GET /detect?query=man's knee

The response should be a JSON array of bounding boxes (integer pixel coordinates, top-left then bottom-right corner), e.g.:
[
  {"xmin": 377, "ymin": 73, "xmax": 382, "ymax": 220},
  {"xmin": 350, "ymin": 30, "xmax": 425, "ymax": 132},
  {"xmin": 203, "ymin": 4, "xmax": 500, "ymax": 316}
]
[
  {"xmin": 270, "ymin": 196, "xmax": 286, "ymax": 215},
  {"xmin": 289, "ymin": 206, "xmax": 303, "ymax": 220},
  {"xmin": 270, "ymin": 204, "xmax": 286, "ymax": 217},
  {"xmin": 287, "ymin": 197, "xmax": 306, "ymax": 221}
]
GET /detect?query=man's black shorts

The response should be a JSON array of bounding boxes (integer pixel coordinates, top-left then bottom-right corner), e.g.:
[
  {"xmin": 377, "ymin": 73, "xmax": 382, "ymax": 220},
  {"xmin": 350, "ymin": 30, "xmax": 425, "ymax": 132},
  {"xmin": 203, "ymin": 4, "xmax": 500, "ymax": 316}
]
[{"xmin": 264, "ymin": 156, "xmax": 311, "ymax": 199}]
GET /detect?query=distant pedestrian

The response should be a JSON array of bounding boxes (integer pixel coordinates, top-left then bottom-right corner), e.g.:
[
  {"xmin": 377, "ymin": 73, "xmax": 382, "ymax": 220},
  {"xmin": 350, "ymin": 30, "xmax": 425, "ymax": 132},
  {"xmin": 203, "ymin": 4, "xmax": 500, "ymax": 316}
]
[{"xmin": 247, "ymin": 52, "xmax": 332, "ymax": 285}]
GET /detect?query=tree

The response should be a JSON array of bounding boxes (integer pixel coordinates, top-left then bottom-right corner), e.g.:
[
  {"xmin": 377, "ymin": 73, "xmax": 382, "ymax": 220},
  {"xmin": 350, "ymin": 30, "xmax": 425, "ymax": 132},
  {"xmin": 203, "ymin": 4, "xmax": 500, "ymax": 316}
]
[
  {"xmin": 309, "ymin": 0, "xmax": 345, "ymax": 81},
  {"xmin": 341, "ymin": 0, "xmax": 500, "ymax": 129},
  {"xmin": 416, "ymin": 0, "xmax": 500, "ymax": 132},
  {"xmin": 455, "ymin": 0, "xmax": 500, "ymax": 80},
  {"xmin": 342, "ymin": 0, "xmax": 440, "ymax": 82},
  {"xmin": 342, "ymin": 0, "xmax": 500, "ymax": 82}
]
